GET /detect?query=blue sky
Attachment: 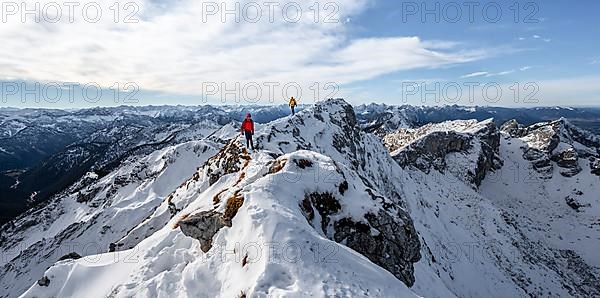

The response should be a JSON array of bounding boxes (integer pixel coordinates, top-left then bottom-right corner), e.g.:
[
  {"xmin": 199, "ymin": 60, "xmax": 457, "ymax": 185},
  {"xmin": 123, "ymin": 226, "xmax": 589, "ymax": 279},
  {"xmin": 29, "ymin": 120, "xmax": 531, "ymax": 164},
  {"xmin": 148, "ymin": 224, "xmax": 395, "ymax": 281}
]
[
  {"xmin": 343, "ymin": 0, "xmax": 600, "ymax": 106},
  {"xmin": 1, "ymin": 0, "xmax": 598, "ymax": 108}
]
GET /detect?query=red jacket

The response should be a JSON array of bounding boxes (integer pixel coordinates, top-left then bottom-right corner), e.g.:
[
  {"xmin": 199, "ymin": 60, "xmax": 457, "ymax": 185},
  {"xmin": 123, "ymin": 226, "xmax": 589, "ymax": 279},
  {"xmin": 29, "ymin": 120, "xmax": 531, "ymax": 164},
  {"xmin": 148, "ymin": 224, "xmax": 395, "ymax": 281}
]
[{"xmin": 241, "ymin": 118, "xmax": 254, "ymax": 134}]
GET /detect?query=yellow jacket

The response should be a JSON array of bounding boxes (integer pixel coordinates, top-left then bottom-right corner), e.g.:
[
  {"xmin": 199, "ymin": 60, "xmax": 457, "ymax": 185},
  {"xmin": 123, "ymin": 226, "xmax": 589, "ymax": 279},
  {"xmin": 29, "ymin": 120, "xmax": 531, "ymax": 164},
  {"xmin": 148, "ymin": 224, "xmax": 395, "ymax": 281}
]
[{"xmin": 289, "ymin": 97, "xmax": 297, "ymax": 107}]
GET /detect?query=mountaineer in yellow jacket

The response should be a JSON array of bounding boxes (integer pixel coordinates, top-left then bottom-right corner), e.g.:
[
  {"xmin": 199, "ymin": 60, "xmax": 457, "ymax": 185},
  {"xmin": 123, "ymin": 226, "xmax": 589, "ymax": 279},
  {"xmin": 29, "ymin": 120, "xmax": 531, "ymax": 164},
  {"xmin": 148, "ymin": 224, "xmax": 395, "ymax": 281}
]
[{"xmin": 289, "ymin": 97, "xmax": 297, "ymax": 115}]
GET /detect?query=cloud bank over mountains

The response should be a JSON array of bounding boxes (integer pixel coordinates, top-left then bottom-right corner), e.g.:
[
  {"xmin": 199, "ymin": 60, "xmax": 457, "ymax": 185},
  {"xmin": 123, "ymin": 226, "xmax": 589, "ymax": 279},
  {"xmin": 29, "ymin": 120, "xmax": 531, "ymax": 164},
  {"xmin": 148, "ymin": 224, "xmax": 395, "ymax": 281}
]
[{"xmin": 0, "ymin": 0, "xmax": 486, "ymax": 98}]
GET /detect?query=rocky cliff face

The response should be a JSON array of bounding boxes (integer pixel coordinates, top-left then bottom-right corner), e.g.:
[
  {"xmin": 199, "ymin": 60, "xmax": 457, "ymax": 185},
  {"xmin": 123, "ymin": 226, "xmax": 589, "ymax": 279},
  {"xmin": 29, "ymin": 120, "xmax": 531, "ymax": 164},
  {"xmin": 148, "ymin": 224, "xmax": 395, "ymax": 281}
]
[
  {"xmin": 501, "ymin": 118, "xmax": 600, "ymax": 178},
  {"xmin": 384, "ymin": 119, "xmax": 502, "ymax": 187}
]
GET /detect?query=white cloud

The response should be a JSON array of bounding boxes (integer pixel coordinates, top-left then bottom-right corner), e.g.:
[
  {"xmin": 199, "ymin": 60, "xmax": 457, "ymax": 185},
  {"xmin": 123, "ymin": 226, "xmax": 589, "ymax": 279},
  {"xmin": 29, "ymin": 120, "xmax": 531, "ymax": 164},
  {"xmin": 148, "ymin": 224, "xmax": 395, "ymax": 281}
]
[
  {"xmin": 520, "ymin": 66, "xmax": 532, "ymax": 71},
  {"xmin": 496, "ymin": 70, "xmax": 515, "ymax": 76},
  {"xmin": 530, "ymin": 34, "xmax": 551, "ymax": 42},
  {"xmin": 0, "ymin": 0, "xmax": 487, "ymax": 102},
  {"xmin": 461, "ymin": 69, "xmax": 514, "ymax": 79},
  {"xmin": 461, "ymin": 71, "xmax": 489, "ymax": 78}
]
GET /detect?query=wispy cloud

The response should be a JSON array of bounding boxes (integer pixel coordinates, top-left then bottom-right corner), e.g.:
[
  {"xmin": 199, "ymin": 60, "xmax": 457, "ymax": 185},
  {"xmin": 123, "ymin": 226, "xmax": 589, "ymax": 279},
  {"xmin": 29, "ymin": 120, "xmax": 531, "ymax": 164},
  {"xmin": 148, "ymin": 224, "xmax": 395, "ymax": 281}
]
[
  {"xmin": 394, "ymin": 78, "xmax": 448, "ymax": 84},
  {"xmin": 461, "ymin": 72, "xmax": 489, "ymax": 78},
  {"xmin": 525, "ymin": 34, "xmax": 551, "ymax": 42},
  {"xmin": 461, "ymin": 66, "xmax": 531, "ymax": 79},
  {"xmin": 495, "ymin": 70, "xmax": 515, "ymax": 76}
]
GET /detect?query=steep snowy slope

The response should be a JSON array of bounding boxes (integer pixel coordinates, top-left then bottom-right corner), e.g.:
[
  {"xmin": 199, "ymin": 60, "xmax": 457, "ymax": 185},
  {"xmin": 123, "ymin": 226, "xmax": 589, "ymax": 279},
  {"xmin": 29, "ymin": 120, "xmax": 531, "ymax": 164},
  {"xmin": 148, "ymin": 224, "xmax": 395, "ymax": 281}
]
[
  {"xmin": 480, "ymin": 119, "xmax": 600, "ymax": 267},
  {"xmin": 22, "ymin": 150, "xmax": 420, "ymax": 297},
  {"xmin": 0, "ymin": 139, "xmax": 222, "ymax": 297},
  {"xmin": 385, "ymin": 118, "xmax": 600, "ymax": 297},
  {"xmin": 20, "ymin": 99, "xmax": 423, "ymax": 297}
]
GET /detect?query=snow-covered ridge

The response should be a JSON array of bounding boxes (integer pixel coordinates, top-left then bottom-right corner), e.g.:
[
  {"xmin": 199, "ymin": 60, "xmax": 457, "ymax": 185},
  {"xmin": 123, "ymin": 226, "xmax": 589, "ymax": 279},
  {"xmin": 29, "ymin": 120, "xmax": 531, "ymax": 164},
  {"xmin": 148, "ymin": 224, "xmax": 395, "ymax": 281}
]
[
  {"xmin": 0, "ymin": 104, "xmax": 296, "ymax": 229},
  {"xmin": 22, "ymin": 150, "xmax": 420, "ymax": 298},
  {"xmin": 14, "ymin": 99, "xmax": 423, "ymax": 297},
  {"xmin": 383, "ymin": 118, "xmax": 495, "ymax": 154},
  {"xmin": 384, "ymin": 118, "xmax": 502, "ymax": 186}
]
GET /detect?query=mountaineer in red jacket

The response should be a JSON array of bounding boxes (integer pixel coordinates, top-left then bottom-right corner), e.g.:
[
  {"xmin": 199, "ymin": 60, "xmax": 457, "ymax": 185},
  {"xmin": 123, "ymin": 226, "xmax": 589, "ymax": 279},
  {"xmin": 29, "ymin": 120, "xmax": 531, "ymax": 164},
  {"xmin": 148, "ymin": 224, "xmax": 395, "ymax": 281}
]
[{"xmin": 241, "ymin": 113, "xmax": 254, "ymax": 150}]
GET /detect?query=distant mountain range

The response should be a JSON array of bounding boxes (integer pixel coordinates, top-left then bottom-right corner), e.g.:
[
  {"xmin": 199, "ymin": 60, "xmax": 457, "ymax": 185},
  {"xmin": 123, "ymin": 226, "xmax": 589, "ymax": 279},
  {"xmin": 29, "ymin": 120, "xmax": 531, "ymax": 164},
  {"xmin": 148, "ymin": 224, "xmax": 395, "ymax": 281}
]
[{"xmin": 2, "ymin": 104, "xmax": 600, "ymax": 227}]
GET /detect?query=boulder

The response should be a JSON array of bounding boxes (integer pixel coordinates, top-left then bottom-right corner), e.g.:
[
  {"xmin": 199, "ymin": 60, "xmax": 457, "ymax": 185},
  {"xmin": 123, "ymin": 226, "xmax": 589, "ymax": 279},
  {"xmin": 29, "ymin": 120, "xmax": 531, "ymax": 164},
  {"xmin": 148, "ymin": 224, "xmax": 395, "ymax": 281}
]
[
  {"xmin": 37, "ymin": 276, "xmax": 50, "ymax": 287},
  {"xmin": 178, "ymin": 210, "xmax": 231, "ymax": 252},
  {"xmin": 58, "ymin": 252, "xmax": 82, "ymax": 261},
  {"xmin": 565, "ymin": 196, "xmax": 589, "ymax": 212}
]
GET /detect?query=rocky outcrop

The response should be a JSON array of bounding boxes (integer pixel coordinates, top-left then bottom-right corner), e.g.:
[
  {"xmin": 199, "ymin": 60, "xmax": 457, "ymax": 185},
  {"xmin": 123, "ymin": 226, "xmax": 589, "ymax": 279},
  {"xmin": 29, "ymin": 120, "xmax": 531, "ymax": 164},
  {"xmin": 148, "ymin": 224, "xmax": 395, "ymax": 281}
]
[
  {"xmin": 334, "ymin": 210, "xmax": 421, "ymax": 287},
  {"xmin": 565, "ymin": 196, "xmax": 590, "ymax": 211},
  {"xmin": 57, "ymin": 252, "xmax": 82, "ymax": 261},
  {"xmin": 552, "ymin": 148, "xmax": 582, "ymax": 177},
  {"xmin": 506, "ymin": 119, "xmax": 600, "ymax": 178},
  {"xmin": 179, "ymin": 192, "xmax": 245, "ymax": 253},
  {"xmin": 386, "ymin": 119, "xmax": 502, "ymax": 186},
  {"xmin": 204, "ymin": 140, "xmax": 249, "ymax": 186},
  {"xmin": 500, "ymin": 119, "xmax": 527, "ymax": 137},
  {"xmin": 300, "ymin": 192, "xmax": 341, "ymax": 232},
  {"xmin": 522, "ymin": 148, "xmax": 554, "ymax": 178},
  {"xmin": 36, "ymin": 276, "xmax": 50, "ymax": 287},
  {"xmin": 300, "ymin": 191, "xmax": 421, "ymax": 287},
  {"xmin": 392, "ymin": 131, "xmax": 472, "ymax": 173},
  {"xmin": 591, "ymin": 157, "xmax": 600, "ymax": 175},
  {"xmin": 178, "ymin": 210, "xmax": 231, "ymax": 253}
]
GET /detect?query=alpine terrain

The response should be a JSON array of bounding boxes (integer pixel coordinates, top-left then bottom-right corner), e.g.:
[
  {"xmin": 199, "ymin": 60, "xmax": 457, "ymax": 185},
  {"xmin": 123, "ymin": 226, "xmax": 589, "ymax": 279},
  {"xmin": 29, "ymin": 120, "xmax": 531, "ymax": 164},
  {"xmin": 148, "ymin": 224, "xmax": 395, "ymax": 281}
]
[{"xmin": 1, "ymin": 99, "xmax": 599, "ymax": 297}]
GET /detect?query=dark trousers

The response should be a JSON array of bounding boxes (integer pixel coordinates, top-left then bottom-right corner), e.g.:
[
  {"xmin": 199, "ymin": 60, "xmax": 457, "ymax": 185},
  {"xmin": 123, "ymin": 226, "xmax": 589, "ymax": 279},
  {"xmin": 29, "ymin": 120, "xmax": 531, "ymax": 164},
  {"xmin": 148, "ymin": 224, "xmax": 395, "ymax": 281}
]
[
  {"xmin": 291, "ymin": 106, "xmax": 295, "ymax": 115},
  {"xmin": 244, "ymin": 130, "xmax": 254, "ymax": 149}
]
